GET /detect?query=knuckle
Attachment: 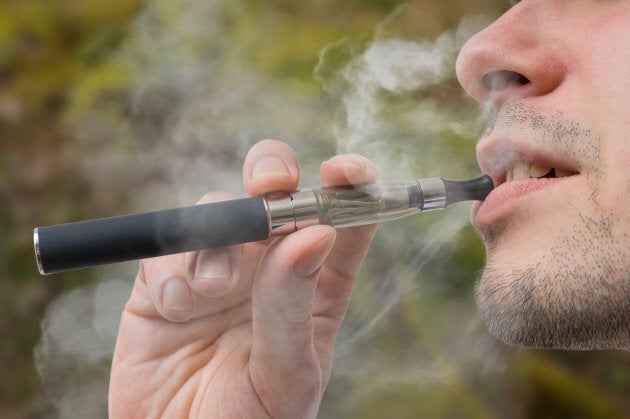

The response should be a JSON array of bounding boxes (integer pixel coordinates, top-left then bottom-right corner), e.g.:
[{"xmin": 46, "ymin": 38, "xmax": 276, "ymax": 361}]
[{"xmin": 187, "ymin": 245, "xmax": 242, "ymax": 297}]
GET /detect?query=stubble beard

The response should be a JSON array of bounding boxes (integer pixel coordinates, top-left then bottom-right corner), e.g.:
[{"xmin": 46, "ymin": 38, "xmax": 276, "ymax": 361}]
[
  {"xmin": 474, "ymin": 101, "xmax": 630, "ymax": 350},
  {"xmin": 476, "ymin": 211, "xmax": 630, "ymax": 350}
]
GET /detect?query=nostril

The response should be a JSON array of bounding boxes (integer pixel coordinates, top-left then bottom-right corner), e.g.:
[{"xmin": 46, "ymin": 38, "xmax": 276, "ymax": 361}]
[{"xmin": 482, "ymin": 70, "xmax": 530, "ymax": 91}]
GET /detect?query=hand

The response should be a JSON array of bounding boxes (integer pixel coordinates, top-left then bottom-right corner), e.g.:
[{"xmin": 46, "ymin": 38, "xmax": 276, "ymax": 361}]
[{"xmin": 109, "ymin": 139, "xmax": 379, "ymax": 418}]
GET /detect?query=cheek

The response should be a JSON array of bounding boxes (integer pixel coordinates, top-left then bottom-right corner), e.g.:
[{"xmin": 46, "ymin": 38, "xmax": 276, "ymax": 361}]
[
  {"xmin": 598, "ymin": 170, "xmax": 630, "ymax": 231},
  {"xmin": 612, "ymin": 145, "xmax": 630, "ymax": 195},
  {"xmin": 592, "ymin": 134, "xmax": 630, "ymax": 221},
  {"xmin": 571, "ymin": 36, "xmax": 630, "ymax": 210},
  {"xmin": 567, "ymin": 8, "xmax": 630, "ymax": 117}
]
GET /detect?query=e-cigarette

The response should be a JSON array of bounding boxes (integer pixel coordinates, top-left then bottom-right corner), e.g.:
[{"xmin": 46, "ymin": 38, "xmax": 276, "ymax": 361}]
[{"xmin": 34, "ymin": 175, "xmax": 493, "ymax": 274}]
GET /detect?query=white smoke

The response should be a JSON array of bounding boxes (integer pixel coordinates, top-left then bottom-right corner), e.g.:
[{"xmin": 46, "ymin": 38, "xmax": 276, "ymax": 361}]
[
  {"xmin": 315, "ymin": 5, "xmax": 489, "ymax": 178},
  {"xmin": 34, "ymin": 279, "xmax": 131, "ymax": 418}
]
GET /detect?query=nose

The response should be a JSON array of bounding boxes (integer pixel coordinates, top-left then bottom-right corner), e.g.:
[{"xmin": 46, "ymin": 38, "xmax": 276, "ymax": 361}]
[{"xmin": 455, "ymin": 3, "xmax": 567, "ymax": 108}]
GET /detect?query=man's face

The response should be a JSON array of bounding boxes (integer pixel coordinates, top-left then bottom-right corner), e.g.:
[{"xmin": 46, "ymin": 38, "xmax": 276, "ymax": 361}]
[{"xmin": 455, "ymin": 0, "xmax": 630, "ymax": 350}]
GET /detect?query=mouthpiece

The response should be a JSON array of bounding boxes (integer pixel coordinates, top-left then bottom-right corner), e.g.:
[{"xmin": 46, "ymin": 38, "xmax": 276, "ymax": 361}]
[
  {"xmin": 34, "ymin": 175, "xmax": 493, "ymax": 274},
  {"xmin": 443, "ymin": 175, "xmax": 495, "ymax": 205}
]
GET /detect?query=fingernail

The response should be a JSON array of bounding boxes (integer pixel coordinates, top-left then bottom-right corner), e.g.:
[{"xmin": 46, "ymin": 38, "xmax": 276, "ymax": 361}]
[
  {"xmin": 340, "ymin": 154, "xmax": 367, "ymax": 171},
  {"xmin": 322, "ymin": 154, "xmax": 379, "ymax": 184},
  {"xmin": 252, "ymin": 156, "xmax": 291, "ymax": 179},
  {"xmin": 323, "ymin": 154, "xmax": 365, "ymax": 171},
  {"xmin": 293, "ymin": 229, "xmax": 336, "ymax": 278},
  {"xmin": 162, "ymin": 279, "xmax": 193, "ymax": 310},
  {"xmin": 195, "ymin": 248, "xmax": 232, "ymax": 280}
]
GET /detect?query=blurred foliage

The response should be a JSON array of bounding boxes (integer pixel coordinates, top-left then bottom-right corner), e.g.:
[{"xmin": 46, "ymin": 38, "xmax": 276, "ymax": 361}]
[
  {"xmin": 0, "ymin": 0, "xmax": 145, "ymax": 417},
  {"xmin": 1, "ymin": 0, "xmax": 629, "ymax": 418}
]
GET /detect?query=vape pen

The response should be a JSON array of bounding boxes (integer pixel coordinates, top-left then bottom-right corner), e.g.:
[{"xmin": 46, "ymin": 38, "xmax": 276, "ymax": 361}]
[{"xmin": 34, "ymin": 175, "xmax": 493, "ymax": 274}]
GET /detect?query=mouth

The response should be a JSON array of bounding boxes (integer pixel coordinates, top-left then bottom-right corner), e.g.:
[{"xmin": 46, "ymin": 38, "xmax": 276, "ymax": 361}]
[
  {"xmin": 504, "ymin": 161, "xmax": 578, "ymax": 182},
  {"xmin": 472, "ymin": 159, "xmax": 580, "ymax": 229}
]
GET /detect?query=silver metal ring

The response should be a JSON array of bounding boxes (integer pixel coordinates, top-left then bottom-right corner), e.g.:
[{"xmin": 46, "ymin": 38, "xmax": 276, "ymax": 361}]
[
  {"xmin": 33, "ymin": 228, "xmax": 46, "ymax": 275},
  {"xmin": 418, "ymin": 178, "xmax": 447, "ymax": 211}
]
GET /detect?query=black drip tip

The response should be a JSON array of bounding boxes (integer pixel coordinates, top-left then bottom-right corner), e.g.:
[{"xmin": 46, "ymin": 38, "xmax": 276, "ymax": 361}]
[{"xmin": 443, "ymin": 175, "xmax": 494, "ymax": 206}]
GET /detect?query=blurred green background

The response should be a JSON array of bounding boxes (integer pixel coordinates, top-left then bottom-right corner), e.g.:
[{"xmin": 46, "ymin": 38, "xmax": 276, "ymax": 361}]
[{"xmin": 2, "ymin": 0, "xmax": 629, "ymax": 417}]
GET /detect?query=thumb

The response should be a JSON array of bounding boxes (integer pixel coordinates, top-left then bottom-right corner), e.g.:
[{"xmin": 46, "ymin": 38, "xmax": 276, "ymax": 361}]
[{"xmin": 249, "ymin": 225, "xmax": 336, "ymax": 416}]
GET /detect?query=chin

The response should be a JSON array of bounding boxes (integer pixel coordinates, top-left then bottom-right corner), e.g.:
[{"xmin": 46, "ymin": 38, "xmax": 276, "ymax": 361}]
[
  {"xmin": 478, "ymin": 310, "xmax": 629, "ymax": 351},
  {"xmin": 474, "ymin": 263, "xmax": 630, "ymax": 351}
]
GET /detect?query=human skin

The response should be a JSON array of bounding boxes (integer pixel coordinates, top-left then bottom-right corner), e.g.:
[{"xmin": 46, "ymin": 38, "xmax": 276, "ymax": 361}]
[
  {"xmin": 109, "ymin": 140, "xmax": 380, "ymax": 418},
  {"xmin": 455, "ymin": 0, "xmax": 630, "ymax": 349}
]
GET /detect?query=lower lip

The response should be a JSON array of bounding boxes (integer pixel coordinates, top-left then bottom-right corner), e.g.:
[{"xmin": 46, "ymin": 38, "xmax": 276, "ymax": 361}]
[{"xmin": 471, "ymin": 177, "xmax": 572, "ymax": 228}]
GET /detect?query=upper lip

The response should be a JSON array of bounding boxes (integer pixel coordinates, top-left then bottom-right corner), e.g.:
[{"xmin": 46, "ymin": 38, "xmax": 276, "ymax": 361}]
[{"xmin": 476, "ymin": 133, "xmax": 581, "ymax": 189}]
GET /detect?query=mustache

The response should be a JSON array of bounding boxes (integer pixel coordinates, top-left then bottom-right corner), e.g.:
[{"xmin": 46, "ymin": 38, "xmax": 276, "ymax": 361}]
[
  {"xmin": 482, "ymin": 99, "xmax": 600, "ymax": 160},
  {"xmin": 484, "ymin": 100, "xmax": 591, "ymax": 138},
  {"xmin": 482, "ymin": 100, "xmax": 548, "ymax": 137}
]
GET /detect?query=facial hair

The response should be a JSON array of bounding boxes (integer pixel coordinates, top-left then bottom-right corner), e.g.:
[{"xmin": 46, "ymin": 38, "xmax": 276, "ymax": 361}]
[{"xmin": 474, "ymin": 100, "xmax": 630, "ymax": 350}]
